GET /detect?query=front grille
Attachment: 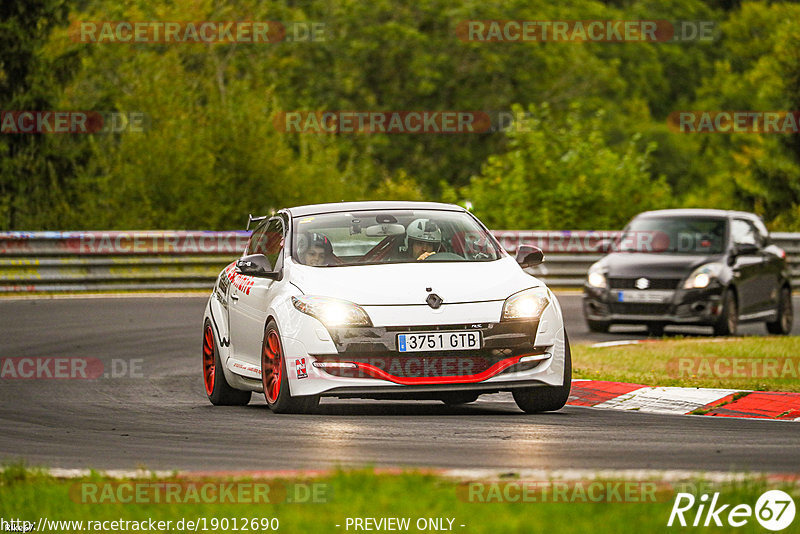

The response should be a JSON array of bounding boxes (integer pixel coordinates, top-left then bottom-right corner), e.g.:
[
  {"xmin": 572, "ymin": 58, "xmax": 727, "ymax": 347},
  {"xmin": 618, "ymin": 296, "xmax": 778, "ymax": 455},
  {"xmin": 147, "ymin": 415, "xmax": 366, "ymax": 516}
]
[
  {"xmin": 608, "ymin": 278, "xmax": 681, "ymax": 290},
  {"xmin": 326, "ymin": 321, "xmax": 539, "ymax": 354},
  {"xmin": 609, "ymin": 302, "xmax": 671, "ymax": 315}
]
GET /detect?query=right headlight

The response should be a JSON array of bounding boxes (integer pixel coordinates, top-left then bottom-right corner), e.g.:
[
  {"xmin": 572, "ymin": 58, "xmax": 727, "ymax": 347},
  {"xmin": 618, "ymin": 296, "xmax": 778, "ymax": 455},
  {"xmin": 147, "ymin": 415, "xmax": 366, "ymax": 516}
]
[
  {"xmin": 587, "ymin": 271, "xmax": 607, "ymax": 289},
  {"xmin": 683, "ymin": 263, "xmax": 723, "ymax": 289},
  {"xmin": 292, "ymin": 295, "xmax": 372, "ymax": 327},
  {"xmin": 502, "ymin": 287, "xmax": 550, "ymax": 321}
]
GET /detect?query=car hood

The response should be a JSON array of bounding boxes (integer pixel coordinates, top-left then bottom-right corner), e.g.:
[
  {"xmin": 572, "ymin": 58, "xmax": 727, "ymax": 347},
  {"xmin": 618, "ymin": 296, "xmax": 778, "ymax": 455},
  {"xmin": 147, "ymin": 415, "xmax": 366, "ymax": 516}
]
[
  {"xmin": 290, "ymin": 256, "xmax": 541, "ymax": 305},
  {"xmin": 599, "ymin": 252, "xmax": 722, "ymax": 278}
]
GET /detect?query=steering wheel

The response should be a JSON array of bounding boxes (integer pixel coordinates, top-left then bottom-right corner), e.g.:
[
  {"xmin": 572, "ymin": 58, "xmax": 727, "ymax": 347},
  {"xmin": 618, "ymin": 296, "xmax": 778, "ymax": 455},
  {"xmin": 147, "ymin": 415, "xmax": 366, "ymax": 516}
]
[{"xmin": 423, "ymin": 252, "xmax": 464, "ymax": 261}]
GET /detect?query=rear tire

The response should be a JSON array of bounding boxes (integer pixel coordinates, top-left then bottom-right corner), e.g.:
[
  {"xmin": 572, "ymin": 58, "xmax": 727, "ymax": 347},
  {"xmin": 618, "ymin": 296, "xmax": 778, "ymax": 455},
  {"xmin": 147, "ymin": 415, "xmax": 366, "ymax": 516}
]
[
  {"xmin": 262, "ymin": 320, "xmax": 319, "ymax": 414},
  {"xmin": 202, "ymin": 321, "xmax": 251, "ymax": 406},
  {"xmin": 766, "ymin": 286, "xmax": 793, "ymax": 335},
  {"xmin": 647, "ymin": 323, "xmax": 665, "ymax": 337},
  {"xmin": 513, "ymin": 332, "xmax": 572, "ymax": 413},
  {"xmin": 713, "ymin": 289, "xmax": 738, "ymax": 336},
  {"xmin": 586, "ymin": 319, "xmax": 610, "ymax": 333}
]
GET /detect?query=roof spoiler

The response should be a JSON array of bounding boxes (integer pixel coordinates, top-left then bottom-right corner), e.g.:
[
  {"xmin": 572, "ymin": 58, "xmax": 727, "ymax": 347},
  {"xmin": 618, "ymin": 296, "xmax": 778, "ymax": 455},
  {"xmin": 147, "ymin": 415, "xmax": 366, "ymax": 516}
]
[{"xmin": 247, "ymin": 214, "xmax": 268, "ymax": 231}]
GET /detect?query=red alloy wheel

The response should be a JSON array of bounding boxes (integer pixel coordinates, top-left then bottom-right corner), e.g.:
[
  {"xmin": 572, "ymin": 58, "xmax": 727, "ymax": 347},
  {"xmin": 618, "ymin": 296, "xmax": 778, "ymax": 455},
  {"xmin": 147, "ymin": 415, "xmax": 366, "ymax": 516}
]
[
  {"xmin": 202, "ymin": 325, "xmax": 216, "ymax": 396},
  {"xmin": 262, "ymin": 329, "xmax": 283, "ymax": 404}
]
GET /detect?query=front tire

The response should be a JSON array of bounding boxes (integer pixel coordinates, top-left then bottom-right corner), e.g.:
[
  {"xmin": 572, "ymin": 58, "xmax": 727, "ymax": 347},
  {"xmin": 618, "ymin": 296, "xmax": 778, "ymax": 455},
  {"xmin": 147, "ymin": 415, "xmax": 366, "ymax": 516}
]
[
  {"xmin": 647, "ymin": 323, "xmax": 665, "ymax": 337},
  {"xmin": 439, "ymin": 393, "xmax": 479, "ymax": 405},
  {"xmin": 513, "ymin": 332, "xmax": 572, "ymax": 413},
  {"xmin": 766, "ymin": 286, "xmax": 793, "ymax": 335},
  {"xmin": 713, "ymin": 289, "xmax": 738, "ymax": 336},
  {"xmin": 202, "ymin": 321, "xmax": 251, "ymax": 406},
  {"xmin": 261, "ymin": 320, "xmax": 319, "ymax": 414},
  {"xmin": 586, "ymin": 319, "xmax": 610, "ymax": 333}
]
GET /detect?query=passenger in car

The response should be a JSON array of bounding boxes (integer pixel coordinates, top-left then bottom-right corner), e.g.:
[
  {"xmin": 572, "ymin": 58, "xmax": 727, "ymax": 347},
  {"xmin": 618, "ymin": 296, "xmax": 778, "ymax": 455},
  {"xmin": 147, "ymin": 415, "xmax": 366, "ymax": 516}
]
[{"xmin": 299, "ymin": 233, "xmax": 333, "ymax": 266}]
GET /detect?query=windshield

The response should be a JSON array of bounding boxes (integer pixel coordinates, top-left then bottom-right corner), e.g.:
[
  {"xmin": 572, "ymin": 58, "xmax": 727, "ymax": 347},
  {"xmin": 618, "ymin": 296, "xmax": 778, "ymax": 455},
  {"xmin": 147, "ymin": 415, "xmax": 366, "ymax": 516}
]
[
  {"xmin": 617, "ymin": 217, "xmax": 727, "ymax": 254},
  {"xmin": 291, "ymin": 210, "xmax": 504, "ymax": 266}
]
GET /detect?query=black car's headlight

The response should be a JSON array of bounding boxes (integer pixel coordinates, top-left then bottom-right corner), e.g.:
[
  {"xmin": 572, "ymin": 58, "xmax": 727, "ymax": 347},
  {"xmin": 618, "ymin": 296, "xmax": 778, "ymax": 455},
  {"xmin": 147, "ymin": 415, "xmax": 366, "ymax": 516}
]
[
  {"xmin": 587, "ymin": 270, "xmax": 607, "ymax": 289},
  {"xmin": 292, "ymin": 296, "xmax": 373, "ymax": 327},
  {"xmin": 683, "ymin": 263, "xmax": 723, "ymax": 289},
  {"xmin": 502, "ymin": 287, "xmax": 550, "ymax": 321}
]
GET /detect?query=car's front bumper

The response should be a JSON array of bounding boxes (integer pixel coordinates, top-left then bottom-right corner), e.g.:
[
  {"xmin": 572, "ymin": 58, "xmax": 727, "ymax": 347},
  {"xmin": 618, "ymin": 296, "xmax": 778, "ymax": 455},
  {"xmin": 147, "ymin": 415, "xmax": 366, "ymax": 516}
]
[
  {"xmin": 279, "ymin": 296, "xmax": 567, "ymax": 397},
  {"xmin": 582, "ymin": 283, "xmax": 724, "ymax": 326}
]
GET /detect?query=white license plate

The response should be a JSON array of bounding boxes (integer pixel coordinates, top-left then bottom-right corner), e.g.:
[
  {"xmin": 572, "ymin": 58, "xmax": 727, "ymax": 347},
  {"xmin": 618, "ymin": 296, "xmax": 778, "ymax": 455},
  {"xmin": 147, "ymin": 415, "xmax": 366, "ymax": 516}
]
[
  {"xmin": 616, "ymin": 290, "xmax": 673, "ymax": 303},
  {"xmin": 397, "ymin": 331, "xmax": 481, "ymax": 352}
]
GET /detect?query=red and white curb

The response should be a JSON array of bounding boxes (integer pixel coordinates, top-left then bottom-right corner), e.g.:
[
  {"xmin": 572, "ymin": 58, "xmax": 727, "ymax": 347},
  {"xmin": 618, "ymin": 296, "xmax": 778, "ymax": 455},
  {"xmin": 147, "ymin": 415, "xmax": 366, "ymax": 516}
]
[{"xmin": 570, "ymin": 380, "xmax": 800, "ymax": 421}]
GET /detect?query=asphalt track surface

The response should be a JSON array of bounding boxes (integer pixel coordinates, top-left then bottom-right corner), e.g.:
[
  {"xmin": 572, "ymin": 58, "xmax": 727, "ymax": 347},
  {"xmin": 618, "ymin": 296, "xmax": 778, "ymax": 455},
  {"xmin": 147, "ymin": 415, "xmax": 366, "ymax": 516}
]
[{"xmin": 1, "ymin": 294, "xmax": 799, "ymax": 472}]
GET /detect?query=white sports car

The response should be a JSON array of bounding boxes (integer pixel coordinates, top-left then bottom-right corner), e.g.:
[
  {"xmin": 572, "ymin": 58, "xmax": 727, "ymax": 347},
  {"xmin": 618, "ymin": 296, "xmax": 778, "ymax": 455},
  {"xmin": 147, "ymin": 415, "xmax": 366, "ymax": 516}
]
[{"xmin": 202, "ymin": 201, "xmax": 571, "ymax": 413}]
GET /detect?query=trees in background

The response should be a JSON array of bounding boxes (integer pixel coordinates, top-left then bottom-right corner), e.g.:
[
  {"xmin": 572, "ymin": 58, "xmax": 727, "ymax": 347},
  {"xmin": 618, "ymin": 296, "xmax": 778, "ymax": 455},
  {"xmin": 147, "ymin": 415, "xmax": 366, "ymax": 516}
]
[{"xmin": 1, "ymin": 0, "xmax": 799, "ymax": 230}]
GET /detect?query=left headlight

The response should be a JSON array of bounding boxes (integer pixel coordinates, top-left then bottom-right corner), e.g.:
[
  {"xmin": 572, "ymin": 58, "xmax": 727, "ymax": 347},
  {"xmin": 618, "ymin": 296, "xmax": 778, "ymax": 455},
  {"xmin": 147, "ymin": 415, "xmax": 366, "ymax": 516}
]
[
  {"xmin": 683, "ymin": 263, "xmax": 723, "ymax": 289},
  {"xmin": 292, "ymin": 296, "xmax": 373, "ymax": 327},
  {"xmin": 502, "ymin": 287, "xmax": 550, "ymax": 321}
]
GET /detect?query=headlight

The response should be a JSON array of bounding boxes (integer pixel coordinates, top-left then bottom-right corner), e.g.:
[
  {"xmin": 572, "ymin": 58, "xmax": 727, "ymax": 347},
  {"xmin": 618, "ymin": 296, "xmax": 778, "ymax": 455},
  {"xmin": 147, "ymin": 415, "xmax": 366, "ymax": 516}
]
[
  {"xmin": 587, "ymin": 271, "xmax": 607, "ymax": 289},
  {"xmin": 502, "ymin": 287, "xmax": 550, "ymax": 321},
  {"xmin": 683, "ymin": 263, "xmax": 723, "ymax": 289},
  {"xmin": 292, "ymin": 296, "xmax": 372, "ymax": 327}
]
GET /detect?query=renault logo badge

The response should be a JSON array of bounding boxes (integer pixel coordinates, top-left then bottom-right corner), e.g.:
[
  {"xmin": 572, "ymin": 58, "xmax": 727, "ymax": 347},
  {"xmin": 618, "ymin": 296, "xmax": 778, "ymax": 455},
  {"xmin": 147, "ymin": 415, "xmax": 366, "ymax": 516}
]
[{"xmin": 426, "ymin": 293, "xmax": 443, "ymax": 309}]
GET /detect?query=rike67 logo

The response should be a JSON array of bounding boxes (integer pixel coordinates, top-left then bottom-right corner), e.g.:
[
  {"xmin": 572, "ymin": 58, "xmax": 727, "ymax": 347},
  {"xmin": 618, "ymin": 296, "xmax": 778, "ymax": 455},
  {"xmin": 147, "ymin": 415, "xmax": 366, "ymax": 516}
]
[{"xmin": 668, "ymin": 490, "xmax": 795, "ymax": 531}]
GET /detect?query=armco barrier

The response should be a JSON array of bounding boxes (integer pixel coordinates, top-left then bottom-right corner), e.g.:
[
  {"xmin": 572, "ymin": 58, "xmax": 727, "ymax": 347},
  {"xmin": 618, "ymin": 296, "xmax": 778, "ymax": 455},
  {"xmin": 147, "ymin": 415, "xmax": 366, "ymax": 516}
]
[{"xmin": 0, "ymin": 230, "xmax": 797, "ymax": 292}]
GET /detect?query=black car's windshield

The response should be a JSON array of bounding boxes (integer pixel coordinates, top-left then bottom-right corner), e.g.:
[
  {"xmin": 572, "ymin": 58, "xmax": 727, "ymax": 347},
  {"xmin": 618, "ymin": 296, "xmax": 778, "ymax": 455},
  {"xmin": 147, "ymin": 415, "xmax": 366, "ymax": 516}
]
[
  {"xmin": 291, "ymin": 210, "xmax": 504, "ymax": 266},
  {"xmin": 617, "ymin": 217, "xmax": 727, "ymax": 254}
]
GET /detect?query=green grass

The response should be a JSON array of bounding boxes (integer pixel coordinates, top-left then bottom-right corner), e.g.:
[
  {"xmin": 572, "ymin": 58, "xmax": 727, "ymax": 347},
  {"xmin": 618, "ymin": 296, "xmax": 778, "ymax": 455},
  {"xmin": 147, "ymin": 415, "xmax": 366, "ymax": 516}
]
[
  {"xmin": 573, "ymin": 336, "xmax": 800, "ymax": 392},
  {"xmin": 1, "ymin": 465, "xmax": 796, "ymax": 534}
]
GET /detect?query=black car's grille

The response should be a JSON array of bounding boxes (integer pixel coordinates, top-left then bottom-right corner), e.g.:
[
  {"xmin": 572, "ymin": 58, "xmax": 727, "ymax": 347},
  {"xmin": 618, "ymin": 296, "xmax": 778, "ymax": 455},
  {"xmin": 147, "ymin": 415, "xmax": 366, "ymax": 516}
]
[
  {"xmin": 609, "ymin": 303, "xmax": 671, "ymax": 315},
  {"xmin": 608, "ymin": 278, "xmax": 681, "ymax": 290}
]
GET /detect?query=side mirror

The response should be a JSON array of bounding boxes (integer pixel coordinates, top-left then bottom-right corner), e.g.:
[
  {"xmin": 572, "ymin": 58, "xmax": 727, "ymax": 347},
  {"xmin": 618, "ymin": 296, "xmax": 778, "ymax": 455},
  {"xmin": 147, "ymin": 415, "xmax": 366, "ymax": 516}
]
[
  {"xmin": 235, "ymin": 254, "xmax": 275, "ymax": 277},
  {"xmin": 516, "ymin": 245, "xmax": 545, "ymax": 269},
  {"xmin": 733, "ymin": 242, "xmax": 759, "ymax": 257}
]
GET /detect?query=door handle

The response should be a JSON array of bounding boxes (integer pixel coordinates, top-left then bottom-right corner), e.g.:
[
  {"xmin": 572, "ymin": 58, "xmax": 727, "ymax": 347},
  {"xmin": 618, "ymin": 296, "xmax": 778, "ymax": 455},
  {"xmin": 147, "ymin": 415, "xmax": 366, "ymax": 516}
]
[{"xmin": 231, "ymin": 294, "xmax": 239, "ymax": 302}]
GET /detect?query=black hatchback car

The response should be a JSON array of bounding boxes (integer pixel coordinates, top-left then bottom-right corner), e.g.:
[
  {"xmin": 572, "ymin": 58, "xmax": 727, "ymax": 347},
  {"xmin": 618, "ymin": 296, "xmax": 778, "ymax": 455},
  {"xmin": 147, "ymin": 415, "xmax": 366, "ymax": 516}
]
[{"xmin": 583, "ymin": 209, "xmax": 793, "ymax": 336}]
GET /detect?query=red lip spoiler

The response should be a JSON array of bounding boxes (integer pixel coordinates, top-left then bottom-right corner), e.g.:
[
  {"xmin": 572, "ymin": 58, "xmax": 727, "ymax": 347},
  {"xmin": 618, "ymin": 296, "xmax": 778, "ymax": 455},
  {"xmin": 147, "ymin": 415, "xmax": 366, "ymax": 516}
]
[{"xmin": 346, "ymin": 353, "xmax": 546, "ymax": 385}]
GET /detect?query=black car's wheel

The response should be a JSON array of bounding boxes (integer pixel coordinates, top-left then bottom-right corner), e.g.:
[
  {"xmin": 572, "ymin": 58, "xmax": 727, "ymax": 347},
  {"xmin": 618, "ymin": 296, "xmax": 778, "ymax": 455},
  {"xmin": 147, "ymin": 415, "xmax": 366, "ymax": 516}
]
[
  {"xmin": 439, "ymin": 393, "xmax": 480, "ymax": 405},
  {"xmin": 766, "ymin": 286, "xmax": 793, "ymax": 335},
  {"xmin": 513, "ymin": 333, "xmax": 572, "ymax": 413},
  {"xmin": 262, "ymin": 319, "xmax": 319, "ymax": 414},
  {"xmin": 647, "ymin": 323, "xmax": 665, "ymax": 337},
  {"xmin": 203, "ymin": 321, "xmax": 251, "ymax": 406},
  {"xmin": 586, "ymin": 319, "xmax": 610, "ymax": 333},
  {"xmin": 713, "ymin": 289, "xmax": 738, "ymax": 336}
]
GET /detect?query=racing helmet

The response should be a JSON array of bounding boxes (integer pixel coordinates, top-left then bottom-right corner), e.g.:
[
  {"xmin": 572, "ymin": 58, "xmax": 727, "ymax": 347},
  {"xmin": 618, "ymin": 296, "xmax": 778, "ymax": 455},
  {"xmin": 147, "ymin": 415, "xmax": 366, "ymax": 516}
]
[
  {"xmin": 405, "ymin": 219, "xmax": 442, "ymax": 249},
  {"xmin": 297, "ymin": 232, "xmax": 333, "ymax": 257}
]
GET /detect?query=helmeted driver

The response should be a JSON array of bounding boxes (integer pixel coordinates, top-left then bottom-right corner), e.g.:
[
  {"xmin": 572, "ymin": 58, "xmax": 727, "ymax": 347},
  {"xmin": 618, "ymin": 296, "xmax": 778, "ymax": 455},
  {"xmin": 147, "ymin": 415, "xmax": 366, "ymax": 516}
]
[
  {"xmin": 405, "ymin": 218, "xmax": 442, "ymax": 261},
  {"xmin": 298, "ymin": 232, "xmax": 332, "ymax": 266}
]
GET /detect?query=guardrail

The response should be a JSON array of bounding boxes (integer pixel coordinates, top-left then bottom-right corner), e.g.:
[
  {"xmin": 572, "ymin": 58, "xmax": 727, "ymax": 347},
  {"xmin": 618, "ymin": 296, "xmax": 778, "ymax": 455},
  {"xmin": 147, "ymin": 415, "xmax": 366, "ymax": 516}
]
[{"xmin": 0, "ymin": 230, "xmax": 798, "ymax": 292}]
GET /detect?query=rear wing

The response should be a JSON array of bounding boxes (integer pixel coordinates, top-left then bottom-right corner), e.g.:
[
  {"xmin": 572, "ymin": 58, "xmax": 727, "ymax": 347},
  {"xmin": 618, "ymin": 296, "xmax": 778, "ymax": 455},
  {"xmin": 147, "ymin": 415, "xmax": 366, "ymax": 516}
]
[{"xmin": 246, "ymin": 214, "xmax": 268, "ymax": 231}]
